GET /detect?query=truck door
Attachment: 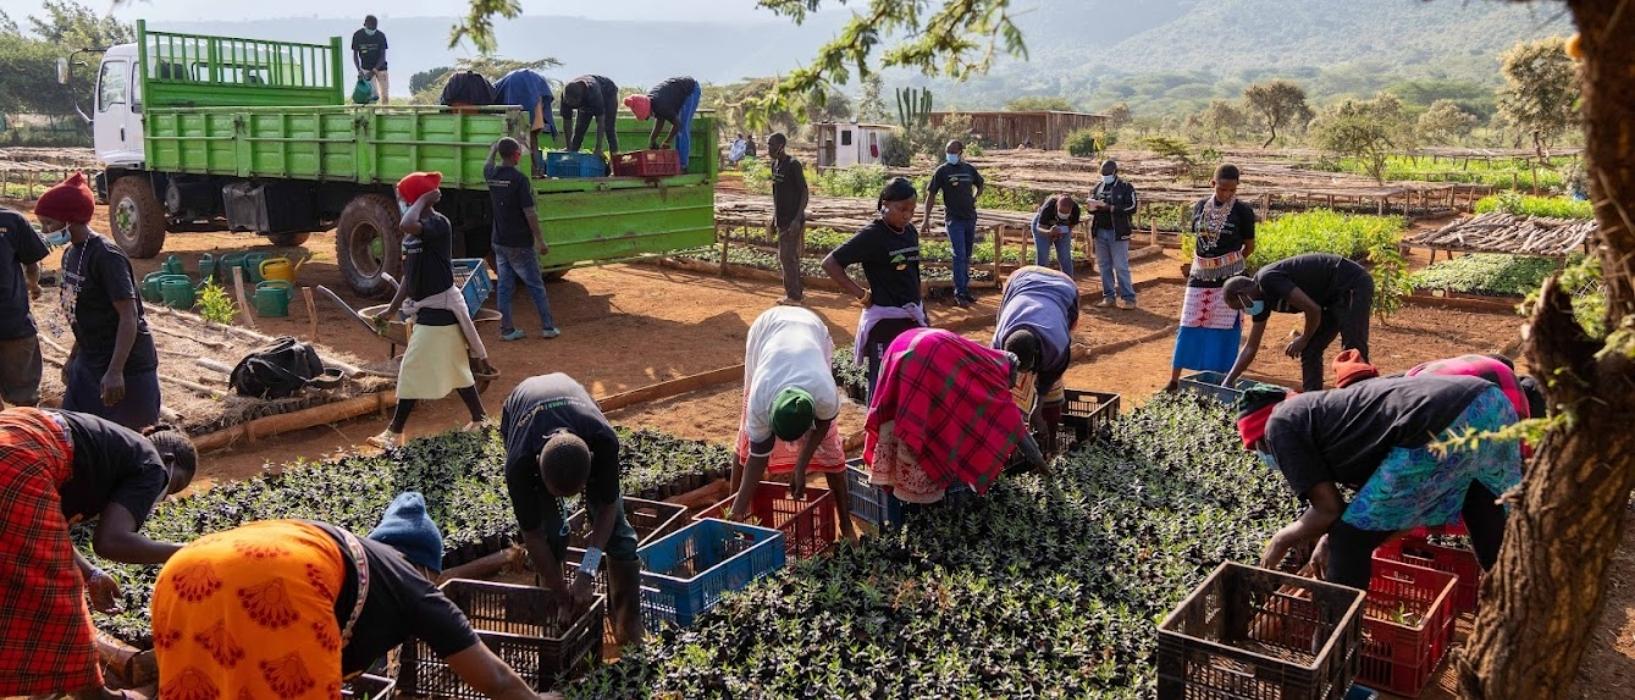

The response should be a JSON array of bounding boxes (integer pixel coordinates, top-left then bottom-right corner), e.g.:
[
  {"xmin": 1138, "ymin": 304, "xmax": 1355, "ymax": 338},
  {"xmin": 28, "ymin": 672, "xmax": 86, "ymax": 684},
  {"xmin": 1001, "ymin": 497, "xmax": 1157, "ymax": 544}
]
[{"xmin": 94, "ymin": 56, "xmax": 143, "ymax": 167}]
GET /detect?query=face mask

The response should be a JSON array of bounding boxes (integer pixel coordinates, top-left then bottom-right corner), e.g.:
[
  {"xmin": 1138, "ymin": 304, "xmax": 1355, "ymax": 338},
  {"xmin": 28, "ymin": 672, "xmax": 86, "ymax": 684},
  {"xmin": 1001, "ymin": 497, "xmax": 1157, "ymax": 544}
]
[
  {"xmin": 945, "ymin": 153, "xmax": 960, "ymax": 165},
  {"xmin": 1102, "ymin": 174, "xmax": 1116, "ymax": 184},
  {"xmin": 1256, "ymin": 450, "xmax": 1279, "ymax": 471},
  {"xmin": 1244, "ymin": 299, "xmax": 1265, "ymax": 316},
  {"xmin": 44, "ymin": 229, "xmax": 71, "ymax": 247},
  {"xmin": 363, "ymin": 28, "xmax": 377, "ymax": 35}
]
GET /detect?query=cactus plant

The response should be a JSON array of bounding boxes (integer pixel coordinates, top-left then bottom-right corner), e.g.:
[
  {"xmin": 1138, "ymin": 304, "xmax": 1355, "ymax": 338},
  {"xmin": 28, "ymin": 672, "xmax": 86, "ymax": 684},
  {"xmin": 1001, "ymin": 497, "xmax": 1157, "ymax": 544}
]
[{"xmin": 895, "ymin": 87, "xmax": 934, "ymax": 129}]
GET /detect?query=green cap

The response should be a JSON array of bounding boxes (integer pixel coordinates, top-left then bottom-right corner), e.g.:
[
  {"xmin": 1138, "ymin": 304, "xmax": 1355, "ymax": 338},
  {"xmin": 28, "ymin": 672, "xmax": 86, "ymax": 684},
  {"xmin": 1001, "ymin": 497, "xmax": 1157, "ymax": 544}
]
[{"xmin": 770, "ymin": 387, "xmax": 817, "ymax": 441}]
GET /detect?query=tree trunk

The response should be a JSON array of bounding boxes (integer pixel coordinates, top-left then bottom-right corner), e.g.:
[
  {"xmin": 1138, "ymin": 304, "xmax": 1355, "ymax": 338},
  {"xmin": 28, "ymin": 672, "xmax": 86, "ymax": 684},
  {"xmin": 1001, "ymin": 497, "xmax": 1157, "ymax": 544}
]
[
  {"xmin": 1459, "ymin": 2, "xmax": 1635, "ymax": 697},
  {"xmin": 1262, "ymin": 123, "xmax": 1277, "ymax": 149}
]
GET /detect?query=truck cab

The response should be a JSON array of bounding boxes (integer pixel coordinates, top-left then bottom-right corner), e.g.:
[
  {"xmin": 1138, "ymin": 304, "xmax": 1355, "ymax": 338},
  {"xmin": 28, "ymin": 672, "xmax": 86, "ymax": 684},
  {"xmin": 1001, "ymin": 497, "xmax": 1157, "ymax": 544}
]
[{"xmin": 92, "ymin": 43, "xmax": 145, "ymax": 168}]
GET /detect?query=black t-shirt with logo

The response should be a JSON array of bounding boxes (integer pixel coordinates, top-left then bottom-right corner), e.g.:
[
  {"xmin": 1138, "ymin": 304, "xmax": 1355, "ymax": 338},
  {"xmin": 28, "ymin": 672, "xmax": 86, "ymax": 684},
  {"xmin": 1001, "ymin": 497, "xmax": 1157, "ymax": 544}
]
[
  {"xmin": 54, "ymin": 409, "xmax": 168, "ymax": 526},
  {"xmin": 502, "ymin": 374, "xmax": 623, "ymax": 535},
  {"xmin": 405, "ymin": 212, "xmax": 455, "ymax": 304},
  {"xmin": 928, "ymin": 161, "xmax": 985, "ymax": 221},
  {"xmin": 831, "ymin": 220, "xmax": 923, "ymax": 309},
  {"xmin": 485, "ymin": 163, "xmax": 536, "ymax": 249},
  {"xmin": 61, "ymin": 234, "xmax": 158, "ymax": 374},
  {"xmin": 771, "ymin": 157, "xmax": 807, "ymax": 227},
  {"xmin": 0, "ymin": 208, "xmax": 47, "ymax": 339},
  {"xmin": 351, "ymin": 29, "xmax": 388, "ymax": 71},
  {"xmin": 1251, "ymin": 253, "xmax": 1370, "ymax": 322}
]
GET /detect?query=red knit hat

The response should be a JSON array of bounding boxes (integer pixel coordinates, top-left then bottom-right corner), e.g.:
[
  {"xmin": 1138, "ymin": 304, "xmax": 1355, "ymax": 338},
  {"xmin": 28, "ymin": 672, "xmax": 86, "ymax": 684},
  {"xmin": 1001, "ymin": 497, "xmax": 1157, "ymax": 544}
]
[
  {"xmin": 35, "ymin": 172, "xmax": 95, "ymax": 225},
  {"xmin": 1332, "ymin": 348, "xmax": 1379, "ymax": 388},
  {"xmin": 396, "ymin": 172, "xmax": 443, "ymax": 205},
  {"xmin": 623, "ymin": 94, "xmax": 652, "ymax": 121}
]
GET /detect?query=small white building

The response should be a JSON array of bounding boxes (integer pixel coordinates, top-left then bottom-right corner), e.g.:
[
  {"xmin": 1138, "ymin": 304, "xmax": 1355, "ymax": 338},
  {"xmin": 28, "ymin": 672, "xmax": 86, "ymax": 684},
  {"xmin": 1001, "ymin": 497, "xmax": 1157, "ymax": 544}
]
[{"xmin": 814, "ymin": 122, "xmax": 896, "ymax": 168}]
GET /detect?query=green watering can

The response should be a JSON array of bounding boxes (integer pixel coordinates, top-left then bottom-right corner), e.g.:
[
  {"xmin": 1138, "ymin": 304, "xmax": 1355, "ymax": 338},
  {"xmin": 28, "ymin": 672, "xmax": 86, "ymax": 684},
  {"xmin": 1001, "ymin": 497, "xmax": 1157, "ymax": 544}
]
[
  {"xmin": 198, "ymin": 253, "xmax": 216, "ymax": 283},
  {"xmin": 142, "ymin": 272, "xmax": 189, "ymax": 304},
  {"xmin": 161, "ymin": 277, "xmax": 196, "ymax": 310},
  {"xmin": 161, "ymin": 254, "xmax": 185, "ymax": 276},
  {"xmin": 243, "ymin": 252, "xmax": 271, "ymax": 283},
  {"xmin": 253, "ymin": 280, "xmax": 293, "ymax": 318}
]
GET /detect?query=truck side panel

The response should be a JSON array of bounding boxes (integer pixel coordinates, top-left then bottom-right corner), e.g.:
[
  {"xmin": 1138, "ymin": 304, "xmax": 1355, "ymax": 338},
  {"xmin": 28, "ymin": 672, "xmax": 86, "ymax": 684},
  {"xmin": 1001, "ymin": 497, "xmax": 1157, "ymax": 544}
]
[
  {"xmin": 367, "ymin": 110, "xmax": 523, "ymax": 188},
  {"xmin": 536, "ymin": 184, "xmax": 715, "ymax": 267},
  {"xmin": 138, "ymin": 21, "xmax": 343, "ymax": 110}
]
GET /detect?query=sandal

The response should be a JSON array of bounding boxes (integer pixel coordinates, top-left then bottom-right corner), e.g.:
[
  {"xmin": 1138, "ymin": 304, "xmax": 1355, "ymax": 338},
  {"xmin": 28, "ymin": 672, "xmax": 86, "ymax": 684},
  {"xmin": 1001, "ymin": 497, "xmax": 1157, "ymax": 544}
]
[{"xmin": 367, "ymin": 430, "xmax": 401, "ymax": 450}]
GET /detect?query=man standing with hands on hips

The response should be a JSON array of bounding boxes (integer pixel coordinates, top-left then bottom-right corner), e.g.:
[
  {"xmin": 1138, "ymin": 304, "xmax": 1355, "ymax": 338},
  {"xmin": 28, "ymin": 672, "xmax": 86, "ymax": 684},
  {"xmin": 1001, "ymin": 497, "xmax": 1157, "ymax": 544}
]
[
  {"xmin": 352, "ymin": 15, "xmax": 389, "ymax": 104},
  {"xmin": 923, "ymin": 140, "xmax": 984, "ymax": 308},
  {"xmin": 1089, "ymin": 160, "xmax": 1139, "ymax": 309}
]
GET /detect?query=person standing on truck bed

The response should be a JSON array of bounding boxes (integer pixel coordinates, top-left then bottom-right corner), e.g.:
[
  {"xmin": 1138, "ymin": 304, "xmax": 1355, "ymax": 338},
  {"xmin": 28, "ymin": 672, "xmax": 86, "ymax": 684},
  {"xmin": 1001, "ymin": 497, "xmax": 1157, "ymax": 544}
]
[
  {"xmin": 0, "ymin": 203, "xmax": 48, "ymax": 408},
  {"xmin": 624, "ymin": 76, "xmax": 702, "ymax": 168},
  {"xmin": 485, "ymin": 138, "xmax": 561, "ymax": 341},
  {"xmin": 352, "ymin": 15, "xmax": 390, "ymax": 105},
  {"xmin": 369, "ymin": 173, "xmax": 492, "ymax": 449},
  {"xmin": 37, "ymin": 174, "xmax": 162, "ymax": 430},
  {"xmin": 559, "ymin": 75, "xmax": 620, "ymax": 158}
]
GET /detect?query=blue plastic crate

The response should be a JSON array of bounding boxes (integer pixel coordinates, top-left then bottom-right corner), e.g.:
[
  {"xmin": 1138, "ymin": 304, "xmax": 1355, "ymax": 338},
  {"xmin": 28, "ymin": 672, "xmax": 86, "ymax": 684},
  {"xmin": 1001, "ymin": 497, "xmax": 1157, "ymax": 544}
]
[
  {"xmin": 638, "ymin": 518, "xmax": 785, "ymax": 630},
  {"xmin": 845, "ymin": 460, "xmax": 889, "ymax": 529},
  {"xmin": 453, "ymin": 258, "xmax": 491, "ymax": 315},
  {"xmin": 545, "ymin": 151, "xmax": 607, "ymax": 178},
  {"xmin": 1178, "ymin": 371, "xmax": 1279, "ymax": 407}
]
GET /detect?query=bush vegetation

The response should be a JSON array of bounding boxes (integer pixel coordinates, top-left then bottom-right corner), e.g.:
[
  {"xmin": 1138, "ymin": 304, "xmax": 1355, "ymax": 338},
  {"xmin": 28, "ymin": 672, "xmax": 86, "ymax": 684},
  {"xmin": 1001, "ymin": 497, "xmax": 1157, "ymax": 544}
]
[
  {"xmin": 1474, "ymin": 192, "xmax": 1594, "ymax": 220},
  {"xmin": 1182, "ymin": 210, "xmax": 1408, "ymax": 314}
]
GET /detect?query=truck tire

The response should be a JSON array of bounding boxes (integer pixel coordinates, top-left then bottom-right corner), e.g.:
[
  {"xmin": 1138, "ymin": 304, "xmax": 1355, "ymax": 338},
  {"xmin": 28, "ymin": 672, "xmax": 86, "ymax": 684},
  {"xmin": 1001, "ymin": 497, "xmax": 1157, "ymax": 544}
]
[
  {"xmin": 335, "ymin": 194, "xmax": 401, "ymax": 299},
  {"xmin": 265, "ymin": 232, "xmax": 311, "ymax": 247},
  {"xmin": 108, "ymin": 176, "xmax": 167, "ymax": 259}
]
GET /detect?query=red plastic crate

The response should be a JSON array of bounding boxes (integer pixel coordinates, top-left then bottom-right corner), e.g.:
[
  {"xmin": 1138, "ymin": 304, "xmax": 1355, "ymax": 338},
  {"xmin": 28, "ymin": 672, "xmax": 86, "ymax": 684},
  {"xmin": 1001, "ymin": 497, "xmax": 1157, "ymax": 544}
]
[
  {"xmin": 1405, "ymin": 520, "xmax": 1468, "ymax": 540},
  {"xmin": 612, "ymin": 149, "xmax": 681, "ymax": 177},
  {"xmin": 694, "ymin": 481, "xmax": 837, "ymax": 560},
  {"xmin": 1357, "ymin": 559, "xmax": 1458, "ymax": 697},
  {"xmin": 1375, "ymin": 536, "xmax": 1483, "ymax": 616}
]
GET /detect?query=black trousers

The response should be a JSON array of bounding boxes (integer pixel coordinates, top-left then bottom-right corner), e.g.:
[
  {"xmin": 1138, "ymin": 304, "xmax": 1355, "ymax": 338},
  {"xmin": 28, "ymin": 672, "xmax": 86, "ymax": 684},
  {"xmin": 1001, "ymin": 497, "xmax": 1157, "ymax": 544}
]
[
  {"xmin": 864, "ymin": 318, "xmax": 921, "ymax": 403},
  {"xmin": 1327, "ymin": 482, "xmax": 1507, "ymax": 589},
  {"xmin": 1300, "ymin": 275, "xmax": 1375, "ymax": 391}
]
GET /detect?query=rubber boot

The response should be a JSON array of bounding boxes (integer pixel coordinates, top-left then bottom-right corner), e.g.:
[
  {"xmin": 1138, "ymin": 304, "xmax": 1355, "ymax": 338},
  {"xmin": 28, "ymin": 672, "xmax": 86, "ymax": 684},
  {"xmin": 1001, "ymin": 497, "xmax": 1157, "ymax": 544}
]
[{"xmin": 608, "ymin": 558, "xmax": 644, "ymax": 648}]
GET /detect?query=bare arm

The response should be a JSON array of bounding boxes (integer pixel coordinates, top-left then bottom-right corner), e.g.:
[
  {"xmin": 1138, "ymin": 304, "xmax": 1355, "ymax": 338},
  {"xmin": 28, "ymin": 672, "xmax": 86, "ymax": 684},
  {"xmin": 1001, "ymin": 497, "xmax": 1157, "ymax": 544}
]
[
  {"xmin": 380, "ymin": 252, "xmax": 416, "ymax": 319},
  {"xmin": 1223, "ymin": 319, "xmax": 1268, "ymax": 387},
  {"xmin": 25, "ymin": 262, "xmax": 40, "ymax": 299},
  {"xmin": 108, "ymin": 299, "xmax": 138, "ymax": 377},
  {"xmin": 443, "ymin": 642, "xmax": 540, "ymax": 700},
  {"xmin": 93, "ymin": 503, "xmax": 180, "ymax": 565},
  {"xmin": 921, "ymin": 189, "xmax": 937, "ymax": 230},
  {"xmin": 352, "ymin": 49, "xmax": 363, "ymax": 72},
  {"xmin": 1242, "ymin": 240, "xmax": 1256, "ymax": 259},
  {"xmin": 1259, "ymin": 482, "xmax": 1344, "ymax": 569},
  {"xmin": 648, "ymin": 119, "xmax": 665, "ymax": 149},
  {"xmin": 523, "ymin": 207, "xmax": 547, "ymax": 255},
  {"xmin": 1285, "ymin": 287, "xmax": 1324, "ymax": 351},
  {"xmin": 729, "ymin": 451, "xmax": 770, "ymax": 521},
  {"xmin": 822, "ymin": 254, "xmax": 868, "ymax": 303},
  {"xmin": 788, "ymin": 417, "xmax": 832, "ymax": 498},
  {"xmin": 520, "ymin": 528, "xmax": 570, "ymax": 598}
]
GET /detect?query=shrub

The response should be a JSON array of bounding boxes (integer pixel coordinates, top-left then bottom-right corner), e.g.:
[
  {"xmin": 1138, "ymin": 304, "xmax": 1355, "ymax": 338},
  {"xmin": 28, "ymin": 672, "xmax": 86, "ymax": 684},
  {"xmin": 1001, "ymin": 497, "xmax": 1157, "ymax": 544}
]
[
  {"xmin": 1474, "ymin": 192, "xmax": 1594, "ymax": 220},
  {"xmin": 879, "ymin": 136, "xmax": 913, "ymax": 167},
  {"xmin": 195, "ymin": 282, "xmax": 238, "ymax": 325},
  {"xmin": 812, "ymin": 165, "xmax": 888, "ymax": 199},
  {"xmin": 1064, "ymin": 128, "xmax": 1100, "ymax": 158},
  {"xmin": 738, "ymin": 156, "xmax": 771, "ymax": 194},
  {"xmin": 1182, "ymin": 209, "xmax": 1406, "ymax": 314}
]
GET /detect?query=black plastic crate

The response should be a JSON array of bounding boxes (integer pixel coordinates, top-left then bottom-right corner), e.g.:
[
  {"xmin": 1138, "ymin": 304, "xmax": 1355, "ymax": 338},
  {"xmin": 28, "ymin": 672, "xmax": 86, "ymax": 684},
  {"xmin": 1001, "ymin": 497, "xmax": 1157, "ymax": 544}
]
[
  {"xmin": 1157, "ymin": 562, "xmax": 1364, "ymax": 700},
  {"xmin": 341, "ymin": 673, "xmax": 396, "ymax": 699},
  {"xmin": 565, "ymin": 497, "xmax": 688, "ymax": 550},
  {"xmin": 401, "ymin": 579, "xmax": 603, "ymax": 697},
  {"xmin": 1060, "ymin": 388, "xmax": 1121, "ymax": 445}
]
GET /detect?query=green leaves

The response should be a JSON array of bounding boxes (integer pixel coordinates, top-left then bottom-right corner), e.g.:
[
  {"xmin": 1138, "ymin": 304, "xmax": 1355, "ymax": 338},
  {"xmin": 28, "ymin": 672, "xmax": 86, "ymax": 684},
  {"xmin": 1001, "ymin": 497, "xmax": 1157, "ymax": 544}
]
[
  {"xmin": 565, "ymin": 394, "xmax": 1299, "ymax": 697},
  {"xmin": 1475, "ymin": 193, "xmax": 1595, "ymax": 220},
  {"xmin": 1411, "ymin": 253, "xmax": 1564, "ymax": 298}
]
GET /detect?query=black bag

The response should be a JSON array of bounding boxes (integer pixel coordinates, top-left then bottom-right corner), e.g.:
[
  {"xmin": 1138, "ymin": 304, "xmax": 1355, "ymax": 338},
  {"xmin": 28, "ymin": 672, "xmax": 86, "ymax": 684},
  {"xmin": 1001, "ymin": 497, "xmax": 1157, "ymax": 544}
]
[{"xmin": 230, "ymin": 336, "xmax": 325, "ymax": 399}]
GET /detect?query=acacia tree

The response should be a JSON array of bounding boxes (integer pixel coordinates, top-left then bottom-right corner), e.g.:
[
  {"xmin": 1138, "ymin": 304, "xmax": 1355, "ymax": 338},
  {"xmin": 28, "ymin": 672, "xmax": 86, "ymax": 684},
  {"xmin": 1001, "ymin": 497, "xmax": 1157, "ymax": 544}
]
[
  {"xmin": 1104, "ymin": 102, "xmax": 1132, "ymax": 129},
  {"xmin": 1311, "ymin": 93, "xmax": 1415, "ymax": 183},
  {"xmin": 1417, "ymin": 99, "xmax": 1480, "ymax": 145},
  {"xmin": 1456, "ymin": 3, "xmax": 1635, "ymax": 696},
  {"xmin": 1497, "ymin": 36, "xmax": 1579, "ymax": 164},
  {"xmin": 1243, "ymin": 80, "xmax": 1313, "ymax": 147},
  {"xmin": 1201, "ymin": 99, "xmax": 1247, "ymax": 144}
]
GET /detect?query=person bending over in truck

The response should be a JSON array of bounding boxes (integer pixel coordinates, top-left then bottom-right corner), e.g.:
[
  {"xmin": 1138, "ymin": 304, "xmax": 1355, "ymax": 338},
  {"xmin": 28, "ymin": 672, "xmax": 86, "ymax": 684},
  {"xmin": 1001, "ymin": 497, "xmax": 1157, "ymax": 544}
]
[
  {"xmin": 368, "ymin": 172, "xmax": 492, "ymax": 449},
  {"xmin": 623, "ymin": 76, "xmax": 702, "ymax": 169},
  {"xmin": 485, "ymin": 139, "xmax": 561, "ymax": 341},
  {"xmin": 728, "ymin": 306, "xmax": 856, "ymax": 542},
  {"xmin": 37, "ymin": 174, "xmax": 162, "ymax": 429},
  {"xmin": 503, "ymin": 373, "xmax": 644, "ymax": 647},
  {"xmin": 352, "ymin": 15, "xmax": 389, "ymax": 104},
  {"xmin": 559, "ymin": 74, "xmax": 620, "ymax": 158}
]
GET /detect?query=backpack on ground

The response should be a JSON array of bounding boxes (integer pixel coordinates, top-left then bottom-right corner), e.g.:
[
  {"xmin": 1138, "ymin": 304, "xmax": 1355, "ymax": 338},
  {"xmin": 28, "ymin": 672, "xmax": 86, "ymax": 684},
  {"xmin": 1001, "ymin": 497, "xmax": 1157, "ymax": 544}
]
[{"xmin": 230, "ymin": 336, "xmax": 325, "ymax": 399}]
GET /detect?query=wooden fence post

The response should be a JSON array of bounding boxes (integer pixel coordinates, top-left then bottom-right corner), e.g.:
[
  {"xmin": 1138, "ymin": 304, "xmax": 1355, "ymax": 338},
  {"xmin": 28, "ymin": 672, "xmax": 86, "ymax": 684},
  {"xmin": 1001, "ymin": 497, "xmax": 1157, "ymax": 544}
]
[
  {"xmin": 992, "ymin": 225, "xmax": 1003, "ymax": 287},
  {"xmin": 719, "ymin": 228, "xmax": 730, "ymax": 276}
]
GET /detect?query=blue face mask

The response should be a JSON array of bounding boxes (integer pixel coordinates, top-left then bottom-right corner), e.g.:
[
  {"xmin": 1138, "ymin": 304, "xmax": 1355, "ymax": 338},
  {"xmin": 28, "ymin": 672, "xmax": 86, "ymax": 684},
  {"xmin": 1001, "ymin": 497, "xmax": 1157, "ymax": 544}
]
[
  {"xmin": 945, "ymin": 153, "xmax": 960, "ymax": 165},
  {"xmin": 1102, "ymin": 174, "xmax": 1116, "ymax": 184},
  {"xmin": 363, "ymin": 27, "xmax": 377, "ymax": 36},
  {"xmin": 44, "ymin": 229, "xmax": 71, "ymax": 247},
  {"xmin": 1256, "ymin": 450, "xmax": 1279, "ymax": 471},
  {"xmin": 1238, "ymin": 295, "xmax": 1264, "ymax": 317}
]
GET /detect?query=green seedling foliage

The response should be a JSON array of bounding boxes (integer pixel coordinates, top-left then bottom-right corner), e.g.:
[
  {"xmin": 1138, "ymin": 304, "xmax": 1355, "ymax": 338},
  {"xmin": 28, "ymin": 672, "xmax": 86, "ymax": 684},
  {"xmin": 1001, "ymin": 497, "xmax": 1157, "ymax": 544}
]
[
  {"xmin": 1474, "ymin": 192, "xmax": 1595, "ymax": 220},
  {"xmin": 195, "ymin": 282, "xmax": 238, "ymax": 325},
  {"xmin": 566, "ymin": 395, "xmax": 1300, "ymax": 698},
  {"xmin": 1181, "ymin": 209, "xmax": 1405, "ymax": 313},
  {"xmin": 1411, "ymin": 254, "xmax": 1566, "ymax": 298}
]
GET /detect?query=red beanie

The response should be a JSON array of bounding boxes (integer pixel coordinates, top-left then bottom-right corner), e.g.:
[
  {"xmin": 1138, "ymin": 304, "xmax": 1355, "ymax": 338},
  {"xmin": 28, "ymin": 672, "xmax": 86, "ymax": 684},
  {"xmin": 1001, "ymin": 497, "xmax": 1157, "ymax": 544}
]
[
  {"xmin": 1332, "ymin": 348, "xmax": 1379, "ymax": 389},
  {"xmin": 396, "ymin": 172, "xmax": 443, "ymax": 205},
  {"xmin": 624, "ymin": 94, "xmax": 652, "ymax": 121},
  {"xmin": 35, "ymin": 172, "xmax": 95, "ymax": 225}
]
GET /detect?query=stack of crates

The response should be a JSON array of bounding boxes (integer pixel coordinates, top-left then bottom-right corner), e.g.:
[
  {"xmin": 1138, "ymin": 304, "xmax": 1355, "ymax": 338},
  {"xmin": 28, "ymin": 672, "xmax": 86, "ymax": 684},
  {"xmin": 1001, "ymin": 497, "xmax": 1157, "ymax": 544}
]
[
  {"xmin": 693, "ymin": 481, "xmax": 838, "ymax": 560},
  {"xmin": 1356, "ymin": 559, "xmax": 1458, "ymax": 697}
]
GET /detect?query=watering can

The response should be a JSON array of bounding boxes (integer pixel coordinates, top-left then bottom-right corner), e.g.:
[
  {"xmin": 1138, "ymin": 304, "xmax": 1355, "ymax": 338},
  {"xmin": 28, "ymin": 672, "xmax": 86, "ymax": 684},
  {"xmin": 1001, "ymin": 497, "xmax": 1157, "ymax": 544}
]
[
  {"xmin": 197, "ymin": 253, "xmax": 216, "ymax": 283},
  {"xmin": 258, "ymin": 255, "xmax": 307, "ymax": 284},
  {"xmin": 161, "ymin": 277, "xmax": 196, "ymax": 310},
  {"xmin": 253, "ymin": 280, "xmax": 293, "ymax": 317},
  {"xmin": 220, "ymin": 253, "xmax": 247, "ymax": 282},
  {"xmin": 161, "ymin": 254, "xmax": 184, "ymax": 276},
  {"xmin": 243, "ymin": 252, "xmax": 271, "ymax": 283},
  {"xmin": 143, "ymin": 272, "xmax": 189, "ymax": 304}
]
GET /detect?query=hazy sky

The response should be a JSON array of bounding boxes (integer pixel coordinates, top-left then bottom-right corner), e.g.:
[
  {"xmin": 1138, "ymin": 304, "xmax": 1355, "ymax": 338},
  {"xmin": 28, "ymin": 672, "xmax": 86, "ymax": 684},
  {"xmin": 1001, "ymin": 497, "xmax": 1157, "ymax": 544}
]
[{"xmin": 0, "ymin": 0, "xmax": 787, "ymax": 24}]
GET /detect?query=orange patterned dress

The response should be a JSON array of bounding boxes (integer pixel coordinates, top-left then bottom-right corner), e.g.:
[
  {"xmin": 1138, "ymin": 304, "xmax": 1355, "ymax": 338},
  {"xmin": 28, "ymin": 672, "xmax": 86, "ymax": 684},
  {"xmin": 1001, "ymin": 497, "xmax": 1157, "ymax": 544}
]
[{"xmin": 150, "ymin": 520, "xmax": 349, "ymax": 700}]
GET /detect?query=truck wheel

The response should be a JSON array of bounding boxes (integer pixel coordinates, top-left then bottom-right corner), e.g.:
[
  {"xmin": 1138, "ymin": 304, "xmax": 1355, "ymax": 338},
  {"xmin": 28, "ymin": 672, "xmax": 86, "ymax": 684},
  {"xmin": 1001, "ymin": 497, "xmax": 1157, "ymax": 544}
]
[
  {"xmin": 542, "ymin": 269, "xmax": 569, "ymax": 283},
  {"xmin": 108, "ymin": 176, "xmax": 166, "ymax": 258},
  {"xmin": 335, "ymin": 194, "xmax": 401, "ymax": 299},
  {"xmin": 265, "ymin": 232, "xmax": 311, "ymax": 247}
]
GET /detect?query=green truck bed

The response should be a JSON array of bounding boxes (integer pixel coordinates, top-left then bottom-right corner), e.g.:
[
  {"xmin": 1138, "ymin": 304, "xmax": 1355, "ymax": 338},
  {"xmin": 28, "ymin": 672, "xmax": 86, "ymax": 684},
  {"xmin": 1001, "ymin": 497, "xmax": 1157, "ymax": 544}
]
[{"xmin": 134, "ymin": 21, "xmax": 717, "ymax": 269}]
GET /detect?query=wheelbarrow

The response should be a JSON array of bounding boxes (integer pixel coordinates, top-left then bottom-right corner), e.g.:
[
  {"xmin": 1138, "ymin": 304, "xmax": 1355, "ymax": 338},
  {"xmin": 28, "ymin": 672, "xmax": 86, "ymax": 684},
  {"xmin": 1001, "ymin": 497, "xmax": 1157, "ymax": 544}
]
[{"xmin": 314, "ymin": 279, "xmax": 502, "ymax": 394}]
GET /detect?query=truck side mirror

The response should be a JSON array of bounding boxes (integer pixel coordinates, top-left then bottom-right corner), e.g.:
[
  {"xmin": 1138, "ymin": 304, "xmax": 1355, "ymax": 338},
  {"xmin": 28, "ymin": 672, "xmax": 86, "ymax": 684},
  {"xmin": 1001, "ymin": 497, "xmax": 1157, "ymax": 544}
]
[{"xmin": 57, "ymin": 58, "xmax": 69, "ymax": 85}]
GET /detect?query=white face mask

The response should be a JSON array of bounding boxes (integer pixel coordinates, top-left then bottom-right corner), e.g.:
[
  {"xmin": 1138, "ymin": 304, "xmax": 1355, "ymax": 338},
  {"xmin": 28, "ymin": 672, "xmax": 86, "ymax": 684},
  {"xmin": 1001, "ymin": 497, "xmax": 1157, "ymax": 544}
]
[
  {"xmin": 363, "ymin": 27, "xmax": 377, "ymax": 36},
  {"xmin": 1102, "ymin": 174, "xmax": 1116, "ymax": 184}
]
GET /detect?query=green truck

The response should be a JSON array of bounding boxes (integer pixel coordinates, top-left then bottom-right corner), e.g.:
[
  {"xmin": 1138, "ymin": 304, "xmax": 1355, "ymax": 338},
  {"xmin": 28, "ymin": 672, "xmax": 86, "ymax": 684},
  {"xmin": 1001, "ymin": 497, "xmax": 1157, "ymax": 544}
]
[{"xmin": 83, "ymin": 21, "xmax": 716, "ymax": 296}]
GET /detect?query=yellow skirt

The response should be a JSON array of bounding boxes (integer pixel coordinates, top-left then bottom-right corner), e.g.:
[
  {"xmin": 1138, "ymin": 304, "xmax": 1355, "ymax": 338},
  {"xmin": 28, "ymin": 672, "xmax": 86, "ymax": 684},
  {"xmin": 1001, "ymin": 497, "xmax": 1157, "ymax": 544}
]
[
  {"xmin": 151, "ymin": 520, "xmax": 347, "ymax": 700},
  {"xmin": 397, "ymin": 323, "xmax": 475, "ymax": 400}
]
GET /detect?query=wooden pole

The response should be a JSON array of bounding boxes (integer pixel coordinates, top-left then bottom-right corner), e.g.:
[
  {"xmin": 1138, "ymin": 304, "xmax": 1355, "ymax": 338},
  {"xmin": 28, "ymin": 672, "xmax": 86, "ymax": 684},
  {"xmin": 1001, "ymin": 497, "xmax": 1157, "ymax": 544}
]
[
  {"xmin": 232, "ymin": 266, "xmax": 256, "ymax": 329},
  {"xmin": 719, "ymin": 230, "xmax": 730, "ymax": 276},
  {"xmin": 992, "ymin": 224, "xmax": 1002, "ymax": 286},
  {"xmin": 302, "ymin": 286, "xmax": 318, "ymax": 342}
]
